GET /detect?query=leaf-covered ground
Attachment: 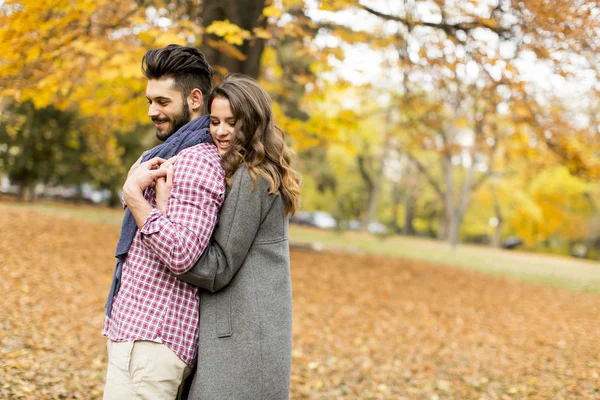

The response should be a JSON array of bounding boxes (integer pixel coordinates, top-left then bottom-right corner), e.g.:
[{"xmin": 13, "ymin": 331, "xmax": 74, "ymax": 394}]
[{"xmin": 1, "ymin": 208, "xmax": 599, "ymax": 399}]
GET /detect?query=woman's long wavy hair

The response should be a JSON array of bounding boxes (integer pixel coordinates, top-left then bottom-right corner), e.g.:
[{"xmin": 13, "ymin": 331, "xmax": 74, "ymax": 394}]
[{"xmin": 208, "ymin": 74, "xmax": 301, "ymax": 216}]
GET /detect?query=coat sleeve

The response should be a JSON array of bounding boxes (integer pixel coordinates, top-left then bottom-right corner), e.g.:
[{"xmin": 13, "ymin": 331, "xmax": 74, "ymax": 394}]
[{"xmin": 177, "ymin": 168, "xmax": 267, "ymax": 292}]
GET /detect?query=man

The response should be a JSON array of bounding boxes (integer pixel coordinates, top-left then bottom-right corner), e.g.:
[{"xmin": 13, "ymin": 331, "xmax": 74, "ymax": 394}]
[{"xmin": 102, "ymin": 44, "xmax": 225, "ymax": 399}]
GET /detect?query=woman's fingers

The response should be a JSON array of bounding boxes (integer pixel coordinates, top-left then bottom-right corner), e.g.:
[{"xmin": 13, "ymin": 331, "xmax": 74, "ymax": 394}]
[
  {"xmin": 166, "ymin": 165, "xmax": 174, "ymax": 187},
  {"xmin": 148, "ymin": 167, "xmax": 168, "ymax": 181},
  {"xmin": 145, "ymin": 157, "xmax": 167, "ymax": 170}
]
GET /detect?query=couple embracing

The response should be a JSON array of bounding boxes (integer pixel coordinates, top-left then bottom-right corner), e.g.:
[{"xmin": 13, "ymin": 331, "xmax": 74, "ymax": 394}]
[{"xmin": 102, "ymin": 44, "xmax": 301, "ymax": 400}]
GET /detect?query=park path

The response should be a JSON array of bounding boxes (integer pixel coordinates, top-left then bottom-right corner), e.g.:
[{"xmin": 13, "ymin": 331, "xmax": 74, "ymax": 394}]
[{"xmin": 0, "ymin": 208, "xmax": 599, "ymax": 399}]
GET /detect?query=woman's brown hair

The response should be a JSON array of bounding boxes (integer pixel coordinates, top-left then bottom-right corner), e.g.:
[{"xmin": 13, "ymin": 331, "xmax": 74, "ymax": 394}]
[{"xmin": 208, "ymin": 74, "xmax": 301, "ymax": 216}]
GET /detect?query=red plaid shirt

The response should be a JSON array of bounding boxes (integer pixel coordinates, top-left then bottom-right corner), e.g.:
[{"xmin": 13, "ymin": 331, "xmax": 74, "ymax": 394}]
[{"xmin": 103, "ymin": 143, "xmax": 225, "ymax": 367}]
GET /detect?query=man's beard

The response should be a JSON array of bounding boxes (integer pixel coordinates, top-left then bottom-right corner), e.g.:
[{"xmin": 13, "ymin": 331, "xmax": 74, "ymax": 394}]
[{"xmin": 155, "ymin": 102, "xmax": 191, "ymax": 142}]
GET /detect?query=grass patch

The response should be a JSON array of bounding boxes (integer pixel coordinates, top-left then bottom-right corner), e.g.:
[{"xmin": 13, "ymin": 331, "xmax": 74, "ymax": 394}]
[
  {"xmin": 3, "ymin": 200, "xmax": 599, "ymax": 293},
  {"xmin": 0, "ymin": 200, "xmax": 123, "ymax": 225},
  {"xmin": 289, "ymin": 225, "xmax": 600, "ymax": 294}
]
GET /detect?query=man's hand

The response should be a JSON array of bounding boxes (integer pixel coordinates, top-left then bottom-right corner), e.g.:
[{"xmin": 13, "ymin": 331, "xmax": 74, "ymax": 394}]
[
  {"xmin": 123, "ymin": 157, "xmax": 168, "ymax": 197},
  {"xmin": 156, "ymin": 157, "xmax": 176, "ymax": 214},
  {"xmin": 122, "ymin": 157, "xmax": 170, "ymax": 229},
  {"xmin": 127, "ymin": 155, "xmax": 143, "ymax": 178}
]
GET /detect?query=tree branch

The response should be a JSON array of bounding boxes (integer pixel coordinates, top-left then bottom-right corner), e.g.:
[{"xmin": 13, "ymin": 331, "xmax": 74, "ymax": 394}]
[
  {"xmin": 406, "ymin": 153, "xmax": 445, "ymax": 201},
  {"xmin": 472, "ymin": 171, "xmax": 493, "ymax": 191},
  {"xmin": 356, "ymin": 154, "xmax": 374, "ymax": 194},
  {"xmin": 358, "ymin": 4, "xmax": 512, "ymax": 40}
]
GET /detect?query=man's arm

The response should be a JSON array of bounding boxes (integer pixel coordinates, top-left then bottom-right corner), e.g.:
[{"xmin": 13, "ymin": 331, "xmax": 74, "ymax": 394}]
[
  {"xmin": 121, "ymin": 155, "xmax": 144, "ymax": 209},
  {"xmin": 137, "ymin": 147, "xmax": 225, "ymax": 275}
]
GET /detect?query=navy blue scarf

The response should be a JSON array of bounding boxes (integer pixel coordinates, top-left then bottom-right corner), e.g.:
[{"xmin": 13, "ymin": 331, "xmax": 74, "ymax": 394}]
[{"xmin": 105, "ymin": 115, "xmax": 212, "ymax": 316}]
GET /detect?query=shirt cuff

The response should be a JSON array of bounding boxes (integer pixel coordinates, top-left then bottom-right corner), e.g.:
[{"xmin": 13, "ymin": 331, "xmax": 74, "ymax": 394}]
[{"xmin": 140, "ymin": 208, "xmax": 164, "ymax": 236}]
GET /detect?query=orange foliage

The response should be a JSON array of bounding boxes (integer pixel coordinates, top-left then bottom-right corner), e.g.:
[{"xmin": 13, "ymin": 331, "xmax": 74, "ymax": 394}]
[{"xmin": 1, "ymin": 206, "xmax": 600, "ymax": 398}]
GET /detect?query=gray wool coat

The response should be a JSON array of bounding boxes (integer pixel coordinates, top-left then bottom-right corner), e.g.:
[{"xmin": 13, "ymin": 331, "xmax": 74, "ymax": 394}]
[{"xmin": 178, "ymin": 165, "xmax": 293, "ymax": 400}]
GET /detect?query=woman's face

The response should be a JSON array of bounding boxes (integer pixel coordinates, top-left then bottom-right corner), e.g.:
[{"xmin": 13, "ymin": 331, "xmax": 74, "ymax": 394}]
[{"xmin": 209, "ymin": 97, "xmax": 236, "ymax": 156}]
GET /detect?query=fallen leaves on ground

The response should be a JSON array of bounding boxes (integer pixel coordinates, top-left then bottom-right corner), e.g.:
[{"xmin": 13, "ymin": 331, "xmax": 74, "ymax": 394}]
[{"xmin": 1, "ymin": 207, "xmax": 599, "ymax": 399}]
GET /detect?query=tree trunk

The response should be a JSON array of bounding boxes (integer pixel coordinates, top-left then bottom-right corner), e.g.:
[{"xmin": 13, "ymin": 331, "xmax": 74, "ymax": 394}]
[
  {"xmin": 403, "ymin": 190, "xmax": 416, "ymax": 235},
  {"xmin": 28, "ymin": 187, "xmax": 37, "ymax": 202},
  {"xmin": 17, "ymin": 184, "xmax": 26, "ymax": 202},
  {"xmin": 444, "ymin": 110, "xmax": 482, "ymax": 250},
  {"xmin": 361, "ymin": 109, "xmax": 394, "ymax": 232},
  {"xmin": 356, "ymin": 153, "xmax": 374, "ymax": 228},
  {"xmin": 426, "ymin": 206, "xmax": 437, "ymax": 238},
  {"xmin": 441, "ymin": 154, "xmax": 453, "ymax": 242},
  {"xmin": 447, "ymin": 153, "xmax": 477, "ymax": 250},
  {"xmin": 363, "ymin": 162, "xmax": 385, "ymax": 232},
  {"xmin": 390, "ymin": 154, "xmax": 411, "ymax": 234},
  {"xmin": 108, "ymin": 188, "xmax": 121, "ymax": 208},
  {"xmin": 391, "ymin": 179, "xmax": 402, "ymax": 233},
  {"xmin": 490, "ymin": 185, "xmax": 503, "ymax": 248},
  {"xmin": 200, "ymin": 0, "xmax": 267, "ymax": 79},
  {"xmin": 74, "ymin": 184, "xmax": 84, "ymax": 204},
  {"xmin": 447, "ymin": 211, "xmax": 459, "ymax": 249},
  {"xmin": 402, "ymin": 161, "xmax": 416, "ymax": 236},
  {"xmin": 492, "ymin": 220, "xmax": 503, "ymax": 249}
]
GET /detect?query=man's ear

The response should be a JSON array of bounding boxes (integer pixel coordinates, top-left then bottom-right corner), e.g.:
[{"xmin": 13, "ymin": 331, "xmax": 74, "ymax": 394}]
[{"xmin": 189, "ymin": 88, "xmax": 204, "ymax": 112}]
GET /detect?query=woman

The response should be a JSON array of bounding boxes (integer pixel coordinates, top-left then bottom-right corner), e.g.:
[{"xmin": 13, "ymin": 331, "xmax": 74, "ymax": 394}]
[{"xmin": 156, "ymin": 73, "xmax": 301, "ymax": 399}]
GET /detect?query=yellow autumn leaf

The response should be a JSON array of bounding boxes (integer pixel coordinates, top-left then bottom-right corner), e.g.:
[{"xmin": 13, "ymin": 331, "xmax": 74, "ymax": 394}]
[
  {"xmin": 154, "ymin": 32, "xmax": 188, "ymax": 47},
  {"xmin": 262, "ymin": 5, "xmax": 282, "ymax": 18},
  {"xmin": 205, "ymin": 38, "xmax": 247, "ymax": 61},
  {"xmin": 319, "ymin": 0, "xmax": 356, "ymax": 12},
  {"xmin": 281, "ymin": 0, "xmax": 304, "ymax": 8},
  {"xmin": 206, "ymin": 20, "xmax": 251, "ymax": 46},
  {"xmin": 454, "ymin": 116, "xmax": 469, "ymax": 129},
  {"xmin": 253, "ymin": 27, "xmax": 272, "ymax": 40},
  {"xmin": 25, "ymin": 44, "xmax": 41, "ymax": 62}
]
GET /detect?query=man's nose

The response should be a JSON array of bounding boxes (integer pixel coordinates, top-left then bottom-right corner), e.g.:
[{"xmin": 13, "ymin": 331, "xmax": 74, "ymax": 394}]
[{"xmin": 148, "ymin": 104, "xmax": 159, "ymax": 118}]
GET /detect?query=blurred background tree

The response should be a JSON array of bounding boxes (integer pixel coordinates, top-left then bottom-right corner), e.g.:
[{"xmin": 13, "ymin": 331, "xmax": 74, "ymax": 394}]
[{"xmin": 0, "ymin": 0, "xmax": 598, "ymax": 257}]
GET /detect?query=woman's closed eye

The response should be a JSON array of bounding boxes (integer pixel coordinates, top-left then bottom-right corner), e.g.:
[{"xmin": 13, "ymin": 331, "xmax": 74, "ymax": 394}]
[{"xmin": 210, "ymin": 120, "xmax": 236, "ymax": 126}]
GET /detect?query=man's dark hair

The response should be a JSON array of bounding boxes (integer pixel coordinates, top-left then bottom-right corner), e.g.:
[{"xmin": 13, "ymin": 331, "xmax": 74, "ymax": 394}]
[{"xmin": 142, "ymin": 44, "xmax": 213, "ymax": 105}]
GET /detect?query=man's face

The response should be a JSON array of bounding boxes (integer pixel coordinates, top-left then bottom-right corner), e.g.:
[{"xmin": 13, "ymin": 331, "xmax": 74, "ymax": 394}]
[{"xmin": 146, "ymin": 77, "xmax": 191, "ymax": 141}]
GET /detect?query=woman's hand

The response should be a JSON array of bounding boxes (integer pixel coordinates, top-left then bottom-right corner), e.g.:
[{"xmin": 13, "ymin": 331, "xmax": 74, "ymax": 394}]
[
  {"xmin": 155, "ymin": 156, "xmax": 177, "ymax": 214},
  {"xmin": 122, "ymin": 157, "xmax": 168, "ymax": 204}
]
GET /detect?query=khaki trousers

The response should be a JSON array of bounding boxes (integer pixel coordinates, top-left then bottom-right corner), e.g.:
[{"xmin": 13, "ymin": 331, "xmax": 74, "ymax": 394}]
[{"xmin": 103, "ymin": 340, "xmax": 191, "ymax": 400}]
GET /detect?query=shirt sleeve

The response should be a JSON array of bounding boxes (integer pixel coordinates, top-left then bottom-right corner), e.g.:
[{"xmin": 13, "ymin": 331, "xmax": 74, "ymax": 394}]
[{"xmin": 139, "ymin": 146, "xmax": 225, "ymax": 275}]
